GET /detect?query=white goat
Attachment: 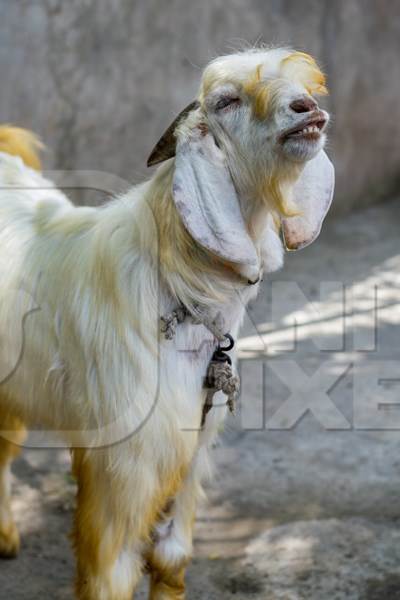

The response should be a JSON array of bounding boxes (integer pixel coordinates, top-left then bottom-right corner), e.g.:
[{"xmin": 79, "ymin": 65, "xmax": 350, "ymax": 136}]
[{"xmin": 0, "ymin": 47, "xmax": 334, "ymax": 599}]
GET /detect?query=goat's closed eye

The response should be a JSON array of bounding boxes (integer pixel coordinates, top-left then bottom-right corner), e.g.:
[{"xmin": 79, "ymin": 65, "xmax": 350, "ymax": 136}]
[{"xmin": 215, "ymin": 96, "xmax": 241, "ymax": 111}]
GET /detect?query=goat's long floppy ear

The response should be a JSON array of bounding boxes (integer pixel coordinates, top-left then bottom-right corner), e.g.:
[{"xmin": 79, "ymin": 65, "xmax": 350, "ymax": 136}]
[
  {"xmin": 172, "ymin": 126, "xmax": 259, "ymax": 280},
  {"xmin": 282, "ymin": 150, "xmax": 334, "ymax": 250},
  {"xmin": 147, "ymin": 101, "xmax": 200, "ymax": 167}
]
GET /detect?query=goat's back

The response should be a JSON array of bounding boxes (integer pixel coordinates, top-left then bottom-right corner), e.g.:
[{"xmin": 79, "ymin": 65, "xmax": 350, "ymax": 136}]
[{"xmin": 0, "ymin": 143, "xmax": 73, "ymax": 421}]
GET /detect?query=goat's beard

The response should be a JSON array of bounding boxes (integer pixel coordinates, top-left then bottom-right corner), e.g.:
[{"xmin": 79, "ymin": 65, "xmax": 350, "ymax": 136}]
[
  {"xmin": 265, "ymin": 162, "xmax": 303, "ymax": 217},
  {"xmin": 233, "ymin": 155, "xmax": 303, "ymax": 220}
]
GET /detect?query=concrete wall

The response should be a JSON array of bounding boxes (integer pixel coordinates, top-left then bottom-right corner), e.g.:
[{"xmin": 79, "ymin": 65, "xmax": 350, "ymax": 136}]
[{"xmin": 0, "ymin": 0, "xmax": 399, "ymax": 213}]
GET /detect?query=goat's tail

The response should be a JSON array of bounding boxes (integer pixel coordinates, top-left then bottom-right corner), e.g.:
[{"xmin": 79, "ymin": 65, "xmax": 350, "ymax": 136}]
[{"xmin": 0, "ymin": 125, "xmax": 43, "ymax": 171}]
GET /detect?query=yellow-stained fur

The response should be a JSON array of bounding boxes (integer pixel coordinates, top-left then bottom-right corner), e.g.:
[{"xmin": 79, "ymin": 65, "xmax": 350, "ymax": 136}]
[
  {"xmin": 0, "ymin": 408, "xmax": 26, "ymax": 559},
  {"xmin": 72, "ymin": 448, "xmax": 189, "ymax": 599},
  {"xmin": 0, "ymin": 126, "xmax": 43, "ymax": 170}
]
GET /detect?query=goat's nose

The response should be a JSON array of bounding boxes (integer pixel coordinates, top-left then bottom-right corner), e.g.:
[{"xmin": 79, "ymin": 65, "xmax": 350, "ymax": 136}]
[{"xmin": 289, "ymin": 97, "xmax": 318, "ymax": 113}]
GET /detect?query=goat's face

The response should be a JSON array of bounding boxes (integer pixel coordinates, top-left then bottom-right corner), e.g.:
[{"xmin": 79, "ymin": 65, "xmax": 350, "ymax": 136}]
[
  {"xmin": 199, "ymin": 49, "xmax": 329, "ymax": 193},
  {"xmin": 148, "ymin": 48, "xmax": 334, "ymax": 281}
]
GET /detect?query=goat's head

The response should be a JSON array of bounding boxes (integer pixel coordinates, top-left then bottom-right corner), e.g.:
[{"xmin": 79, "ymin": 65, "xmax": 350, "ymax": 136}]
[{"xmin": 148, "ymin": 48, "xmax": 334, "ymax": 282}]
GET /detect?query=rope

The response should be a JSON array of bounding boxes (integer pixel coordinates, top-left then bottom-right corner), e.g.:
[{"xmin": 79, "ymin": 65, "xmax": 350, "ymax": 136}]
[
  {"xmin": 160, "ymin": 304, "xmax": 226, "ymax": 342},
  {"xmin": 160, "ymin": 304, "xmax": 239, "ymax": 427}
]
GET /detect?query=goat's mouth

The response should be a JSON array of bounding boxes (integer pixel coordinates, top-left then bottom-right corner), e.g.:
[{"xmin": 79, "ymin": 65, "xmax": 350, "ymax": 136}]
[{"xmin": 281, "ymin": 114, "xmax": 327, "ymax": 143}]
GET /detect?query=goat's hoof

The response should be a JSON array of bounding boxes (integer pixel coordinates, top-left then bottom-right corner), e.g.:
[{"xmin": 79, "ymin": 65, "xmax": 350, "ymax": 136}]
[{"xmin": 0, "ymin": 522, "xmax": 20, "ymax": 559}]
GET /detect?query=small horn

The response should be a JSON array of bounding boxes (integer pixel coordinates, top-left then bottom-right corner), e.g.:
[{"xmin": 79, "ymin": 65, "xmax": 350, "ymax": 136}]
[{"xmin": 147, "ymin": 100, "xmax": 200, "ymax": 167}]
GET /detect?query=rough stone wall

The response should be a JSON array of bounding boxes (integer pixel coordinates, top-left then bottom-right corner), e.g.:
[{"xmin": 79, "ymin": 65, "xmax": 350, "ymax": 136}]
[{"xmin": 0, "ymin": 0, "xmax": 399, "ymax": 213}]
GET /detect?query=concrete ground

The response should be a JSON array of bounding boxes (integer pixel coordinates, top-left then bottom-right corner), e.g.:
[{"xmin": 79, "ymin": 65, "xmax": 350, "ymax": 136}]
[{"xmin": 1, "ymin": 198, "xmax": 400, "ymax": 599}]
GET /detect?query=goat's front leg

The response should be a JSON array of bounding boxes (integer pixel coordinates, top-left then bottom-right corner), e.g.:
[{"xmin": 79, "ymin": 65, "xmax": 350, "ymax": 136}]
[
  {"xmin": 72, "ymin": 445, "xmax": 185, "ymax": 600},
  {"xmin": 72, "ymin": 445, "xmax": 154, "ymax": 600},
  {"xmin": 0, "ymin": 413, "xmax": 26, "ymax": 559},
  {"xmin": 148, "ymin": 451, "xmax": 205, "ymax": 600}
]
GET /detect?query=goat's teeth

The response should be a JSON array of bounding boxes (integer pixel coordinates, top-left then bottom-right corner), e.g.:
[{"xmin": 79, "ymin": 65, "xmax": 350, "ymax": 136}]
[
  {"xmin": 300, "ymin": 125, "xmax": 320, "ymax": 135},
  {"xmin": 297, "ymin": 125, "xmax": 321, "ymax": 136}
]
